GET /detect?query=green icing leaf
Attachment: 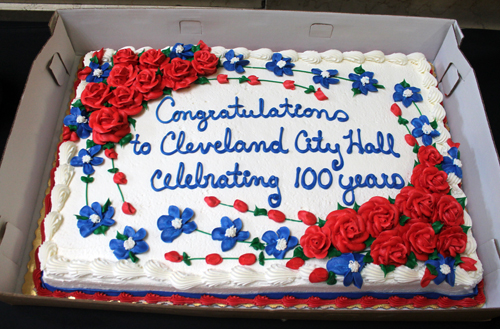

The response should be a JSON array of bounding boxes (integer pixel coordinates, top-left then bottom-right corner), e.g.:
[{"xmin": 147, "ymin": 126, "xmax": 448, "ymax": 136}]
[
  {"xmin": 81, "ymin": 176, "xmax": 94, "ymax": 183},
  {"xmin": 116, "ymin": 231, "xmax": 128, "ymax": 241},
  {"xmin": 86, "ymin": 139, "xmax": 96, "ymax": 149},
  {"xmin": 137, "ymin": 49, "xmax": 145, "ymax": 58},
  {"xmin": 109, "ymin": 86, "xmax": 116, "ymax": 91},
  {"xmin": 304, "ymin": 85, "xmax": 315, "ymax": 94},
  {"xmin": 195, "ymin": 76, "xmax": 210, "ymax": 85},
  {"xmin": 457, "ymin": 150, "xmax": 461, "ymax": 160},
  {"xmin": 455, "ymin": 254, "xmax": 464, "ymax": 266},
  {"xmin": 156, "ymin": 67, "xmax": 163, "ymax": 76},
  {"xmin": 426, "ymin": 263, "xmax": 438, "ymax": 276},
  {"xmin": 435, "ymin": 164, "xmax": 443, "ymax": 171},
  {"xmin": 90, "ymin": 56, "xmax": 98, "ymax": 64},
  {"xmin": 182, "ymin": 252, "xmax": 191, "ymax": 266},
  {"xmin": 456, "ymin": 197, "xmax": 466, "ymax": 209},
  {"xmin": 108, "ymin": 168, "xmax": 119, "ymax": 173},
  {"xmin": 351, "ymin": 88, "xmax": 361, "ymax": 96},
  {"xmin": 414, "ymin": 160, "xmax": 420, "ymax": 168},
  {"xmin": 398, "ymin": 116, "xmax": 409, "ymax": 125},
  {"xmin": 142, "ymin": 101, "xmax": 148, "ymax": 110},
  {"xmin": 388, "ymin": 196, "xmax": 396, "ymax": 204},
  {"xmin": 380, "ymin": 264, "xmax": 396, "ymax": 277},
  {"xmin": 253, "ymin": 206, "xmax": 267, "ymax": 217},
  {"xmin": 428, "ymin": 249, "xmax": 440, "ymax": 260},
  {"xmin": 373, "ymin": 84, "xmax": 385, "ymax": 89},
  {"xmin": 129, "ymin": 251, "xmax": 139, "ymax": 263},
  {"xmin": 239, "ymin": 76, "xmax": 250, "ymax": 83},
  {"xmin": 102, "ymin": 198, "xmax": 111, "ymax": 214},
  {"xmin": 250, "ymin": 237, "xmax": 265, "ymax": 251},
  {"xmin": 103, "ymin": 142, "xmax": 115, "ymax": 150},
  {"xmin": 407, "ymin": 182, "xmax": 414, "ymax": 187},
  {"xmin": 461, "ymin": 225, "xmax": 471, "ymax": 234},
  {"xmin": 430, "ymin": 120, "xmax": 438, "ymax": 129},
  {"xmin": 363, "ymin": 251, "xmax": 373, "ymax": 264},
  {"xmin": 406, "ymin": 252, "xmax": 417, "ymax": 269},
  {"xmin": 68, "ymin": 125, "xmax": 77, "ymax": 131},
  {"xmin": 161, "ymin": 47, "xmax": 171, "ymax": 57},
  {"xmin": 364, "ymin": 236, "xmax": 375, "ymax": 248},
  {"xmin": 353, "ymin": 202, "xmax": 360, "ymax": 212},
  {"xmin": 191, "ymin": 44, "xmax": 201, "ymax": 53},
  {"xmin": 413, "ymin": 144, "xmax": 420, "ymax": 154},
  {"xmin": 400, "ymin": 80, "xmax": 410, "ymax": 88},
  {"xmin": 318, "ymin": 218, "xmax": 326, "ymax": 228},
  {"xmin": 327, "ymin": 271, "xmax": 337, "ymax": 285},
  {"xmin": 293, "ymin": 246, "xmax": 310, "ymax": 261},
  {"xmin": 258, "ymin": 251, "xmax": 265, "ymax": 266},
  {"xmin": 399, "ymin": 215, "xmax": 410, "ymax": 226},
  {"xmin": 326, "ymin": 246, "xmax": 341, "ymax": 258},
  {"xmin": 119, "ymin": 133, "xmax": 133, "ymax": 147},
  {"xmin": 337, "ymin": 203, "xmax": 346, "ymax": 210},
  {"xmin": 72, "ymin": 99, "xmax": 84, "ymax": 109},
  {"xmin": 93, "ymin": 225, "xmax": 109, "ymax": 235},
  {"xmin": 128, "ymin": 117, "xmax": 136, "ymax": 130},
  {"xmin": 163, "ymin": 88, "xmax": 172, "ymax": 96},
  {"xmin": 353, "ymin": 65, "xmax": 365, "ymax": 75},
  {"xmin": 432, "ymin": 221, "xmax": 444, "ymax": 234},
  {"xmin": 75, "ymin": 215, "xmax": 88, "ymax": 220}
]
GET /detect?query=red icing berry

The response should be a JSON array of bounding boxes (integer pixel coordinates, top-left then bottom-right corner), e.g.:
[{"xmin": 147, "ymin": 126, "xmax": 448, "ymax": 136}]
[
  {"xmin": 314, "ymin": 88, "xmax": 328, "ymax": 101},
  {"xmin": 217, "ymin": 74, "xmax": 229, "ymax": 84},
  {"xmin": 405, "ymin": 134, "xmax": 417, "ymax": 147},
  {"xmin": 283, "ymin": 80, "xmax": 295, "ymax": 90},
  {"xmin": 447, "ymin": 138, "xmax": 461, "ymax": 149},
  {"xmin": 204, "ymin": 196, "xmax": 220, "ymax": 208},
  {"xmin": 233, "ymin": 200, "xmax": 248, "ymax": 213},
  {"xmin": 297, "ymin": 210, "xmax": 317, "ymax": 225},
  {"xmin": 239, "ymin": 253, "xmax": 257, "ymax": 265},
  {"xmin": 205, "ymin": 254, "xmax": 223, "ymax": 265},
  {"xmin": 105, "ymin": 148, "xmax": 118, "ymax": 159},
  {"xmin": 165, "ymin": 251, "xmax": 183, "ymax": 262},
  {"xmin": 247, "ymin": 75, "xmax": 261, "ymax": 85},
  {"xmin": 122, "ymin": 202, "xmax": 136, "ymax": 215},
  {"xmin": 391, "ymin": 103, "xmax": 402, "ymax": 117},
  {"xmin": 309, "ymin": 268, "xmax": 329, "ymax": 283},
  {"xmin": 286, "ymin": 257, "xmax": 305, "ymax": 270},
  {"xmin": 268, "ymin": 210, "xmax": 286, "ymax": 223},
  {"xmin": 113, "ymin": 172, "xmax": 127, "ymax": 184}
]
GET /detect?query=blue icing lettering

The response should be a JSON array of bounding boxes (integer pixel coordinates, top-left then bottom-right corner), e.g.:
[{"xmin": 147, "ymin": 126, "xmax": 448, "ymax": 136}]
[
  {"xmin": 338, "ymin": 173, "xmax": 405, "ymax": 206},
  {"xmin": 343, "ymin": 129, "xmax": 400, "ymax": 158}
]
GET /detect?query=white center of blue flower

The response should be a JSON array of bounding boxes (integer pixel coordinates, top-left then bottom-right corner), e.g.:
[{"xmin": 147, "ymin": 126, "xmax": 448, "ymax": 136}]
[
  {"xmin": 124, "ymin": 237, "xmax": 136, "ymax": 250},
  {"xmin": 90, "ymin": 214, "xmax": 101, "ymax": 223},
  {"xmin": 440, "ymin": 264, "xmax": 451, "ymax": 275},
  {"xmin": 171, "ymin": 218, "xmax": 183, "ymax": 229},
  {"xmin": 348, "ymin": 260, "xmax": 360, "ymax": 273},
  {"xmin": 321, "ymin": 71, "xmax": 330, "ymax": 78},
  {"xmin": 93, "ymin": 68, "xmax": 103, "ymax": 77},
  {"xmin": 422, "ymin": 123, "xmax": 433, "ymax": 135},
  {"xmin": 276, "ymin": 238, "xmax": 287, "ymax": 251},
  {"xmin": 230, "ymin": 57, "xmax": 239, "ymax": 64},
  {"xmin": 360, "ymin": 76, "xmax": 370, "ymax": 86},
  {"xmin": 82, "ymin": 155, "xmax": 92, "ymax": 163},
  {"xmin": 176, "ymin": 45, "xmax": 184, "ymax": 53},
  {"xmin": 76, "ymin": 115, "xmax": 87, "ymax": 124},
  {"xmin": 453, "ymin": 158, "xmax": 462, "ymax": 167},
  {"xmin": 276, "ymin": 60, "xmax": 287, "ymax": 69},
  {"xmin": 225, "ymin": 226, "xmax": 237, "ymax": 238},
  {"xmin": 403, "ymin": 89, "xmax": 414, "ymax": 98}
]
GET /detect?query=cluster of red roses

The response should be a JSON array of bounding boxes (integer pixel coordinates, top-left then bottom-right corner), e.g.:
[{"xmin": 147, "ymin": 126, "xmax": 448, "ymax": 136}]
[
  {"xmin": 299, "ymin": 144, "xmax": 469, "ymax": 268},
  {"xmin": 76, "ymin": 42, "xmax": 218, "ymax": 145}
]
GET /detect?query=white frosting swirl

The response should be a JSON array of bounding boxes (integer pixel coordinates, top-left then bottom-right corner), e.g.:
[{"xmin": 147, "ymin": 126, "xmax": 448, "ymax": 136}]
[
  {"xmin": 144, "ymin": 260, "xmax": 171, "ymax": 281},
  {"xmin": 202, "ymin": 269, "xmax": 231, "ymax": 287},
  {"xmin": 231, "ymin": 266, "xmax": 264, "ymax": 286},
  {"xmin": 363, "ymin": 263, "xmax": 390, "ymax": 283},
  {"xmin": 393, "ymin": 265, "xmax": 421, "ymax": 283},
  {"xmin": 265, "ymin": 264, "xmax": 296, "ymax": 285},
  {"xmin": 38, "ymin": 241, "xmax": 58, "ymax": 271},
  {"xmin": 385, "ymin": 53, "xmax": 408, "ymax": 65},
  {"xmin": 50, "ymin": 185, "xmax": 70, "ymax": 212},
  {"xmin": 44, "ymin": 212, "xmax": 63, "ymax": 241},
  {"xmin": 210, "ymin": 46, "xmax": 227, "ymax": 59},
  {"xmin": 423, "ymin": 72, "xmax": 438, "ymax": 89},
  {"xmin": 54, "ymin": 164, "xmax": 74, "ymax": 186},
  {"xmin": 464, "ymin": 230, "xmax": 477, "ymax": 255},
  {"xmin": 455, "ymin": 267, "xmax": 475, "ymax": 286},
  {"xmin": 59, "ymin": 142, "xmax": 77, "ymax": 165},
  {"xmin": 250, "ymin": 48, "xmax": 273, "ymax": 60},
  {"xmin": 428, "ymin": 88, "xmax": 444, "ymax": 105},
  {"xmin": 320, "ymin": 49, "xmax": 343, "ymax": 63},
  {"xmin": 364, "ymin": 50, "xmax": 385, "ymax": 63},
  {"xmin": 343, "ymin": 51, "xmax": 365, "ymax": 64},
  {"xmin": 279, "ymin": 50, "xmax": 299, "ymax": 62},
  {"xmin": 233, "ymin": 47, "xmax": 251, "ymax": 59},
  {"xmin": 89, "ymin": 258, "xmax": 114, "ymax": 278},
  {"xmin": 299, "ymin": 51, "xmax": 322, "ymax": 64},
  {"xmin": 170, "ymin": 271, "xmax": 202, "ymax": 290},
  {"xmin": 68, "ymin": 260, "xmax": 92, "ymax": 278}
]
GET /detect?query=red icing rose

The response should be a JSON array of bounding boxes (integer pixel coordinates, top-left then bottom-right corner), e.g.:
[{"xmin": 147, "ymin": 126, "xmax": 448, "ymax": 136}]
[
  {"xmin": 205, "ymin": 254, "xmax": 223, "ymax": 265},
  {"xmin": 80, "ymin": 82, "xmax": 112, "ymax": 112},
  {"xmin": 113, "ymin": 172, "xmax": 127, "ymax": 184},
  {"xmin": 401, "ymin": 222, "xmax": 437, "ymax": 261},
  {"xmin": 89, "ymin": 107, "xmax": 130, "ymax": 145},
  {"xmin": 122, "ymin": 202, "xmax": 136, "ymax": 215},
  {"xmin": 238, "ymin": 253, "xmax": 256, "ymax": 265},
  {"xmin": 370, "ymin": 230, "xmax": 408, "ymax": 266},
  {"xmin": 300, "ymin": 225, "xmax": 331, "ymax": 259},
  {"xmin": 108, "ymin": 86, "xmax": 144, "ymax": 116},
  {"xmin": 233, "ymin": 200, "xmax": 248, "ymax": 213},
  {"xmin": 309, "ymin": 268, "xmax": 329, "ymax": 283},
  {"xmin": 164, "ymin": 251, "xmax": 183, "ymax": 262},
  {"xmin": 105, "ymin": 148, "xmax": 117, "ymax": 159},
  {"xmin": 113, "ymin": 48, "xmax": 138, "ymax": 66},
  {"xmin": 204, "ymin": 196, "xmax": 220, "ymax": 208},
  {"xmin": 161, "ymin": 58, "xmax": 198, "ymax": 91},
  {"xmin": 268, "ymin": 210, "xmax": 286, "ymax": 223},
  {"xmin": 286, "ymin": 257, "xmax": 305, "ymax": 270},
  {"xmin": 432, "ymin": 194, "xmax": 464, "ymax": 227},
  {"xmin": 133, "ymin": 68, "xmax": 165, "ymax": 101},
  {"xmin": 92, "ymin": 48, "xmax": 104, "ymax": 63},
  {"xmin": 191, "ymin": 50, "xmax": 218, "ymax": 76},
  {"xmin": 395, "ymin": 186, "xmax": 440, "ymax": 224},
  {"xmin": 297, "ymin": 210, "xmax": 317, "ymax": 225},
  {"xmin": 323, "ymin": 208, "xmax": 369, "ymax": 253},
  {"xmin": 77, "ymin": 66, "xmax": 92, "ymax": 80},
  {"xmin": 107, "ymin": 64, "xmax": 139, "ymax": 88},
  {"xmin": 411, "ymin": 164, "xmax": 450, "ymax": 195},
  {"xmin": 358, "ymin": 196, "xmax": 399, "ymax": 237},
  {"xmin": 197, "ymin": 40, "xmax": 211, "ymax": 52},
  {"xmin": 417, "ymin": 145, "xmax": 444, "ymax": 167},
  {"xmin": 138, "ymin": 49, "xmax": 167, "ymax": 70},
  {"xmin": 437, "ymin": 226, "xmax": 467, "ymax": 257}
]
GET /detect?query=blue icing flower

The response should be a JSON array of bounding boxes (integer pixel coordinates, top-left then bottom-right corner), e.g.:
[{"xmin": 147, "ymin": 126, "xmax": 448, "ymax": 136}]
[
  {"xmin": 311, "ymin": 68, "xmax": 339, "ymax": 89},
  {"xmin": 86, "ymin": 61, "xmax": 111, "ymax": 83},
  {"xmin": 349, "ymin": 71, "xmax": 379, "ymax": 95},
  {"xmin": 265, "ymin": 53, "xmax": 295, "ymax": 77},
  {"xmin": 441, "ymin": 147, "xmax": 463, "ymax": 179},
  {"xmin": 411, "ymin": 115, "xmax": 440, "ymax": 146},
  {"xmin": 77, "ymin": 201, "xmax": 115, "ymax": 237},
  {"xmin": 169, "ymin": 43, "xmax": 195, "ymax": 60},
  {"xmin": 393, "ymin": 84, "xmax": 423, "ymax": 108},
  {"xmin": 157, "ymin": 205, "xmax": 197, "ymax": 243},
  {"xmin": 109, "ymin": 226, "xmax": 149, "ymax": 260},
  {"xmin": 222, "ymin": 50, "xmax": 250, "ymax": 74},
  {"xmin": 425, "ymin": 253, "xmax": 456, "ymax": 286},
  {"xmin": 211, "ymin": 217, "xmax": 250, "ymax": 252},
  {"xmin": 63, "ymin": 107, "xmax": 92, "ymax": 139},
  {"xmin": 70, "ymin": 145, "xmax": 104, "ymax": 175},
  {"xmin": 326, "ymin": 253, "xmax": 365, "ymax": 289},
  {"xmin": 262, "ymin": 227, "xmax": 298, "ymax": 259}
]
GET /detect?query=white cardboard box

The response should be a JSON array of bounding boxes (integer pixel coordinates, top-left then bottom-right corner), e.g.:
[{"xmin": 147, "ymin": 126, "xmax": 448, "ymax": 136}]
[{"xmin": 0, "ymin": 8, "xmax": 499, "ymax": 320}]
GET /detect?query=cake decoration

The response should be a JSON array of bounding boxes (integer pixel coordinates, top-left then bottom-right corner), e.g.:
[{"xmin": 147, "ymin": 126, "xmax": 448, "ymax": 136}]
[
  {"xmin": 109, "ymin": 226, "xmax": 149, "ymax": 263},
  {"xmin": 76, "ymin": 200, "xmax": 115, "ymax": 237},
  {"xmin": 157, "ymin": 205, "xmax": 197, "ymax": 243}
]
